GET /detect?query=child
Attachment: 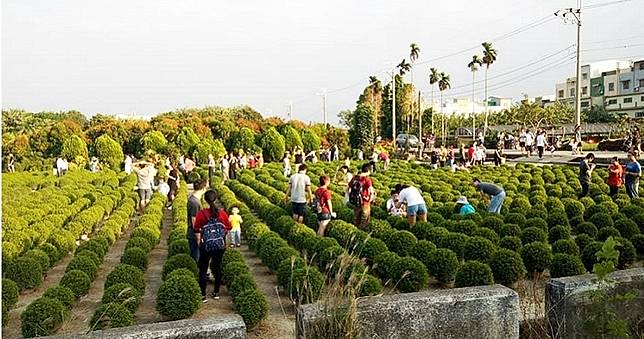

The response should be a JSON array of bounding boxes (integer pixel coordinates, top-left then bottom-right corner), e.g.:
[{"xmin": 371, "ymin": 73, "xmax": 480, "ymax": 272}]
[
  {"xmin": 228, "ymin": 206, "xmax": 243, "ymax": 248},
  {"xmin": 158, "ymin": 177, "xmax": 170, "ymax": 197},
  {"xmin": 386, "ymin": 190, "xmax": 405, "ymax": 217}
]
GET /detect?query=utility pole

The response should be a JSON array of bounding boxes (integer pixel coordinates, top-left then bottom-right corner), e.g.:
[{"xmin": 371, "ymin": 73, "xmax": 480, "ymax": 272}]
[
  {"xmin": 287, "ymin": 101, "xmax": 293, "ymax": 121},
  {"xmin": 555, "ymin": 2, "xmax": 582, "ymax": 126},
  {"xmin": 317, "ymin": 89, "xmax": 328, "ymax": 126},
  {"xmin": 418, "ymin": 91, "xmax": 422, "ymax": 144},
  {"xmin": 391, "ymin": 70, "xmax": 397, "ymax": 145}
]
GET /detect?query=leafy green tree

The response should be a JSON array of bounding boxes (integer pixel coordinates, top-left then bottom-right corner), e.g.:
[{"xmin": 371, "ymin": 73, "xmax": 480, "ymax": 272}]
[
  {"xmin": 95, "ymin": 134, "xmax": 123, "ymax": 170},
  {"xmin": 228, "ymin": 127, "xmax": 255, "ymax": 153},
  {"xmin": 193, "ymin": 137, "xmax": 226, "ymax": 165},
  {"xmin": 259, "ymin": 127, "xmax": 286, "ymax": 162},
  {"xmin": 141, "ymin": 130, "xmax": 168, "ymax": 153},
  {"xmin": 338, "ymin": 109, "xmax": 353, "ymax": 128},
  {"xmin": 584, "ymin": 105, "xmax": 615, "ymax": 123},
  {"xmin": 349, "ymin": 104, "xmax": 375, "ymax": 151},
  {"xmin": 61, "ymin": 135, "xmax": 88, "ymax": 165},
  {"xmin": 498, "ymin": 101, "xmax": 574, "ymax": 130},
  {"xmin": 301, "ymin": 129, "xmax": 321, "ymax": 153},
  {"xmin": 280, "ymin": 125, "xmax": 303, "ymax": 152},
  {"xmin": 175, "ymin": 127, "xmax": 201, "ymax": 155}
]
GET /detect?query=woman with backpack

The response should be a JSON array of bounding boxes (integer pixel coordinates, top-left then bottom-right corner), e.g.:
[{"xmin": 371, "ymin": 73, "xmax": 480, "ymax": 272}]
[{"xmin": 192, "ymin": 190, "xmax": 232, "ymax": 302}]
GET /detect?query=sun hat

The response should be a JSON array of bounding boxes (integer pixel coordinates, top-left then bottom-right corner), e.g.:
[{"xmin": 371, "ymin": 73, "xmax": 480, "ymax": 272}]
[{"xmin": 456, "ymin": 196, "xmax": 469, "ymax": 205}]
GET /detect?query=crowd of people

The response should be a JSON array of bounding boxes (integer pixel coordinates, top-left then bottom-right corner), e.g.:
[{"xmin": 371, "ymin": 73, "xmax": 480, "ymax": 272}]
[{"xmin": 582, "ymin": 151, "xmax": 641, "ymax": 199}]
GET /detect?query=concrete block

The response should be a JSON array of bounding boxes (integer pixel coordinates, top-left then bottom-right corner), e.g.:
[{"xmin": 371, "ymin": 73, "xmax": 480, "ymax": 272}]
[
  {"xmin": 42, "ymin": 314, "xmax": 246, "ymax": 339},
  {"xmin": 546, "ymin": 267, "xmax": 644, "ymax": 339},
  {"xmin": 297, "ymin": 284, "xmax": 519, "ymax": 339}
]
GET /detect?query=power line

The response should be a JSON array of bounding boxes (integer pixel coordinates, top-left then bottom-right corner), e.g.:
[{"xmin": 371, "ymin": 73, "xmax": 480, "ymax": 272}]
[
  {"xmin": 581, "ymin": 43, "xmax": 644, "ymax": 52},
  {"xmin": 583, "ymin": 0, "xmax": 632, "ymax": 9}
]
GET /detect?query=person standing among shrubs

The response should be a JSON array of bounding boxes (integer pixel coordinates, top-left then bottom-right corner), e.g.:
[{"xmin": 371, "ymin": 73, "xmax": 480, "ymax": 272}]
[
  {"xmin": 535, "ymin": 129, "xmax": 546, "ymax": 159},
  {"xmin": 454, "ymin": 196, "xmax": 475, "ymax": 216},
  {"xmin": 167, "ymin": 163, "xmax": 180, "ymax": 208},
  {"xmin": 624, "ymin": 151, "xmax": 641, "ymax": 198},
  {"xmin": 228, "ymin": 206, "xmax": 243, "ymax": 247},
  {"xmin": 395, "ymin": 184, "xmax": 427, "ymax": 225},
  {"xmin": 133, "ymin": 160, "xmax": 156, "ymax": 212},
  {"xmin": 192, "ymin": 190, "xmax": 232, "ymax": 302},
  {"xmin": 473, "ymin": 178, "xmax": 505, "ymax": 214},
  {"xmin": 187, "ymin": 179, "xmax": 208, "ymax": 262},
  {"xmin": 348, "ymin": 163, "xmax": 376, "ymax": 229},
  {"xmin": 314, "ymin": 175, "xmax": 336, "ymax": 236},
  {"xmin": 607, "ymin": 156, "xmax": 624, "ymax": 196},
  {"xmin": 286, "ymin": 164, "xmax": 312, "ymax": 223},
  {"xmin": 579, "ymin": 153, "xmax": 596, "ymax": 198}
]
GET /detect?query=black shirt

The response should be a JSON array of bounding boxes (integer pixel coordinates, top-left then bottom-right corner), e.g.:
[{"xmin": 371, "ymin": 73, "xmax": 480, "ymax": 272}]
[{"xmin": 187, "ymin": 195, "xmax": 201, "ymax": 238}]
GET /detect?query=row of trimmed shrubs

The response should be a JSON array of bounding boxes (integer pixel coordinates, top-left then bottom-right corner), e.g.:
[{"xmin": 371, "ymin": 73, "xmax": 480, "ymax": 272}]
[
  {"xmin": 87, "ymin": 192, "xmax": 166, "ymax": 332},
  {"xmin": 19, "ymin": 192, "xmax": 137, "ymax": 337}
]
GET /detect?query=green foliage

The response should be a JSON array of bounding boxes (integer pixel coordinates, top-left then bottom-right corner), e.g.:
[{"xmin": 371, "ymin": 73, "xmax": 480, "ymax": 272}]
[
  {"xmin": 168, "ymin": 239, "xmax": 191, "ymax": 257},
  {"xmin": 425, "ymin": 248, "xmax": 460, "ymax": 284},
  {"xmin": 228, "ymin": 127, "xmax": 256, "ymax": 153},
  {"xmin": 24, "ymin": 249, "xmax": 51, "ymax": 274},
  {"xmin": 576, "ymin": 222, "xmax": 598, "ymax": 238},
  {"xmin": 38, "ymin": 243, "xmax": 60, "ymax": 264},
  {"xmin": 126, "ymin": 237, "xmax": 152, "ymax": 253},
  {"xmin": 499, "ymin": 236, "xmax": 522, "ymax": 252},
  {"xmin": 21, "ymin": 297, "xmax": 66, "ymax": 338},
  {"xmin": 489, "ymin": 249, "xmax": 526, "ymax": 285},
  {"xmin": 455, "ymin": 261, "xmax": 494, "ymax": 288},
  {"xmin": 194, "ymin": 137, "xmax": 226, "ymax": 165},
  {"xmin": 349, "ymin": 104, "xmax": 375, "ymax": 151},
  {"xmin": 95, "ymin": 134, "xmax": 124, "ymax": 171},
  {"xmin": 223, "ymin": 261, "xmax": 251, "ymax": 286},
  {"xmin": 156, "ymin": 272, "xmax": 201, "ymax": 320},
  {"xmin": 301, "ymin": 129, "xmax": 321, "ymax": 153},
  {"xmin": 357, "ymin": 274, "xmax": 383, "ymax": 296},
  {"xmin": 582, "ymin": 241, "xmax": 606, "ymax": 272},
  {"xmin": 121, "ymin": 247, "xmax": 148, "ymax": 270},
  {"xmin": 520, "ymin": 227, "xmax": 547, "ymax": 244},
  {"xmin": 258, "ymin": 127, "xmax": 286, "ymax": 162},
  {"xmin": 66, "ymin": 255, "xmax": 99, "ymax": 280},
  {"xmin": 287, "ymin": 267, "xmax": 324, "ymax": 304},
  {"xmin": 175, "ymin": 127, "xmax": 201, "ymax": 154},
  {"xmin": 463, "ymin": 236, "xmax": 495, "ymax": 262},
  {"xmin": 280, "ymin": 125, "xmax": 303, "ymax": 152},
  {"xmin": 614, "ymin": 237, "xmax": 636, "ymax": 269},
  {"xmin": 390, "ymin": 257, "xmax": 429, "ymax": 292},
  {"xmin": 43, "ymin": 285, "xmax": 76, "ymax": 310},
  {"xmin": 229, "ymin": 274, "xmax": 258, "ymax": 300},
  {"xmin": 2, "ymin": 279, "xmax": 19, "ymax": 309},
  {"xmin": 101, "ymin": 283, "xmax": 141, "ymax": 313},
  {"xmin": 385, "ymin": 230, "xmax": 417, "ymax": 257},
  {"xmin": 550, "ymin": 253, "xmax": 585, "ymax": 278},
  {"xmin": 5, "ymin": 256, "xmax": 43, "ymax": 291},
  {"xmin": 90, "ymin": 303, "xmax": 134, "ymax": 330},
  {"xmin": 61, "ymin": 135, "xmax": 88, "ymax": 164},
  {"xmin": 162, "ymin": 254, "xmax": 198, "ymax": 281},
  {"xmin": 105, "ymin": 264, "xmax": 146, "ymax": 294},
  {"xmin": 141, "ymin": 130, "xmax": 168, "ymax": 153},
  {"xmin": 552, "ymin": 239, "xmax": 580, "ymax": 256},
  {"xmin": 233, "ymin": 289, "xmax": 268, "ymax": 330},
  {"xmin": 520, "ymin": 242, "xmax": 552, "ymax": 274},
  {"xmin": 548, "ymin": 226, "xmax": 571, "ymax": 243},
  {"xmin": 60, "ymin": 270, "xmax": 91, "ymax": 299}
]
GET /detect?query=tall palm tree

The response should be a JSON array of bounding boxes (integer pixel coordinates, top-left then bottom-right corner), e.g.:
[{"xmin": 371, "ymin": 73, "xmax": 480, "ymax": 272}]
[
  {"xmin": 468, "ymin": 55, "xmax": 483, "ymax": 141},
  {"xmin": 397, "ymin": 59, "xmax": 411, "ymax": 76},
  {"xmin": 481, "ymin": 42, "xmax": 498, "ymax": 137},
  {"xmin": 438, "ymin": 72, "xmax": 451, "ymax": 145},
  {"xmin": 429, "ymin": 68, "xmax": 440, "ymax": 135},
  {"xmin": 409, "ymin": 43, "xmax": 420, "ymax": 135}
]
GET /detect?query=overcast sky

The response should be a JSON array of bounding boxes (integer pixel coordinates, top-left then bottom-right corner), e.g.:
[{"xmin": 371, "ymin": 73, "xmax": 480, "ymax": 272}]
[{"xmin": 2, "ymin": 0, "xmax": 644, "ymax": 124}]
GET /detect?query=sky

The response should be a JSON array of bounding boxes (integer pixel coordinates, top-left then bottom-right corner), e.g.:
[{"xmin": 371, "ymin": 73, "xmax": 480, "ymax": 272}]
[{"xmin": 2, "ymin": 0, "xmax": 644, "ymax": 125}]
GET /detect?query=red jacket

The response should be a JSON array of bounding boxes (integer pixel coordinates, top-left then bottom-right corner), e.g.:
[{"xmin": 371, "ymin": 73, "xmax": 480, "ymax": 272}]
[
  {"xmin": 608, "ymin": 163, "xmax": 624, "ymax": 187},
  {"xmin": 193, "ymin": 208, "xmax": 232, "ymax": 234}
]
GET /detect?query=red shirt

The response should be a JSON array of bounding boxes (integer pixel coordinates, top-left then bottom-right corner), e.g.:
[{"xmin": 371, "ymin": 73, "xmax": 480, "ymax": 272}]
[
  {"xmin": 468, "ymin": 147, "xmax": 475, "ymax": 159},
  {"xmin": 608, "ymin": 163, "xmax": 624, "ymax": 187},
  {"xmin": 315, "ymin": 187, "xmax": 332, "ymax": 213},
  {"xmin": 350, "ymin": 175, "xmax": 374, "ymax": 206},
  {"xmin": 193, "ymin": 208, "xmax": 232, "ymax": 234}
]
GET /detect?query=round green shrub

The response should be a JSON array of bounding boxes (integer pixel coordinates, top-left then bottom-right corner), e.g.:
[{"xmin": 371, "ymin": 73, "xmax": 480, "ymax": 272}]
[
  {"xmin": 222, "ymin": 248, "xmax": 245, "ymax": 266},
  {"xmin": 526, "ymin": 207, "xmax": 547, "ymax": 220},
  {"xmin": 358, "ymin": 237, "xmax": 388, "ymax": 264},
  {"xmin": 473, "ymin": 228, "xmax": 500, "ymax": 245},
  {"xmin": 385, "ymin": 230, "xmax": 417, "ymax": 257},
  {"xmin": 101, "ymin": 283, "xmax": 141, "ymax": 313},
  {"xmin": 597, "ymin": 227, "xmax": 621, "ymax": 241},
  {"xmin": 373, "ymin": 251, "xmax": 400, "ymax": 280},
  {"xmin": 390, "ymin": 257, "xmax": 429, "ymax": 293},
  {"xmin": 358, "ymin": 274, "xmax": 383, "ymax": 296},
  {"xmin": 156, "ymin": 273, "xmax": 201, "ymax": 320},
  {"xmin": 76, "ymin": 249, "xmax": 101, "ymax": 267},
  {"xmin": 426, "ymin": 248, "xmax": 460, "ymax": 284},
  {"xmin": 60, "ymin": 270, "xmax": 91, "ymax": 299},
  {"xmin": 520, "ymin": 227, "xmax": 547, "ymax": 244},
  {"xmin": 21, "ymin": 297, "xmax": 65, "ymax": 337},
  {"xmin": 576, "ymin": 222, "xmax": 598, "ymax": 238},
  {"xmin": 126, "ymin": 237, "xmax": 152, "ymax": 253},
  {"xmin": 314, "ymin": 237, "xmax": 340, "ymax": 258},
  {"xmin": 439, "ymin": 233, "xmax": 469, "ymax": 259},
  {"xmin": 24, "ymin": 249, "xmax": 50, "ymax": 275},
  {"xmin": 552, "ymin": 239, "xmax": 580, "ymax": 256},
  {"xmin": 550, "ymin": 254, "xmax": 585, "ymax": 278},
  {"xmin": 105, "ymin": 264, "xmax": 146, "ymax": 294},
  {"xmin": 499, "ymin": 236, "xmax": 522, "ymax": 252},
  {"xmin": 504, "ymin": 213, "xmax": 527, "ymax": 227},
  {"xmin": 524, "ymin": 218, "xmax": 548, "ymax": 231},
  {"xmin": 47, "ymin": 229, "xmax": 76, "ymax": 255},
  {"xmin": 5, "ymin": 256, "xmax": 43, "ymax": 291},
  {"xmin": 66, "ymin": 255, "xmax": 98, "ymax": 280},
  {"xmin": 425, "ymin": 227, "xmax": 450, "ymax": 247},
  {"xmin": 499, "ymin": 224, "xmax": 522, "ymax": 238},
  {"xmin": 547, "ymin": 209, "xmax": 569, "ymax": 228},
  {"xmin": 2, "ymin": 279, "xmax": 19, "ymax": 308},
  {"xmin": 277, "ymin": 257, "xmax": 306, "ymax": 288},
  {"xmin": 614, "ymin": 219, "xmax": 640, "ymax": 239},
  {"xmin": 287, "ymin": 267, "xmax": 324, "ymax": 304},
  {"xmin": 234, "ymin": 289, "xmax": 268, "ymax": 330},
  {"xmin": 563, "ymin": 199, "xmax": 585, "ymax": 219},
  {"xmin": 131, "ymin": 227, "xmax": 160, "ymax": 247},
  {"xmin": 455, "ymin": 261, "xmax": 494, "ymax": 288},
  {"xmin": 411, "ymin": 240, "xmax": 437, "ymax": 264},
  {"xmin": 581, "ymin": 242, "xmax": 604, "ymax": 272},
  {"xmin": 90, "ymin": 302, "xmax": 134, "ymax": 330},
  {"xmin": 43, "ymin": 285, "xmax": 75, "ymax": 310},
  {"xmin": 162, "ymin": 254, "xmax": 198, "ymax": 281},
  {"xmin": 480, "ymin": 216, "xmax": 504, "ymax": 233},
  {"xmin": 37, "ymin": 243, "xmax": 60, "ymax": 265},
  {"xmin": 520, "ymin": 242, "xmax": 552, "ymax": 274},
  {"xmin": 632, "ymin": 234, "xmax": 644, "ymax": 256},
  {"xmin": 229, "ymin": 274, "xmax": 257, "ymax": 300},
  {"xmin": 266, "ymin": 246, "xmax": 299, "ymax": 272},
  {"xmin": 463, "ymin": 236, "xmax": 496, "ymax": 262},
  {"xmin": 588, "ymin": 213, "xmax": 614, "ymax": 229},
  {"xmin": 75, "ymin": 238, "xmax": 108, "ymax": 259},
  {"xmin": 121, "ymin": 247, "xmax": 148, "ymax": 270},
  {"xmin": 223, "ymin": 261, "xmax": 250, "ymax": 286},
  {"xmin": 410, "ymin": 222, "xmax": 433, "ymax": 241},
  {"xmin": 548, "ymin": 226, "xmax": 571, "ymax": 243},
  {"xmin": 615, "ymin": 237, "xmax": 636, "ymax": 269},
  {"xmin": 453, "ymin": 220, "xmax": 477, "ymax": 235},
  {"xmin": 489, "ymin": 249, "xmax": 526, "ymax": 286},
  {"xmin": 317, "ymin": 245, "xmax": 344, "ymax": 273}
]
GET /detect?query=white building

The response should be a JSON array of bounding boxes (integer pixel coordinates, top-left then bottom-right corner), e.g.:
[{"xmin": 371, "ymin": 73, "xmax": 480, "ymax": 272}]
[{"xmin": 425, "ymin": 96, "xmax": 513, "ymax": 116}]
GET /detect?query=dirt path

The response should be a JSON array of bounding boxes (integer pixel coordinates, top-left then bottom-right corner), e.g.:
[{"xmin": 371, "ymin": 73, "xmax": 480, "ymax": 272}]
[
  {"xmin": 134, "ymin": 208, "xmax": 172, "ymax": 324},
  {"xmin": 2, "ymin": 251, "xmax": 75, "ymax": 338},
  {"xmin": 242, "ymin": 243, "xmax": 296, "ymax": 339},
  {"xmin": 57, "ymin": 217, "xmax": 138, "ymax": 335}
]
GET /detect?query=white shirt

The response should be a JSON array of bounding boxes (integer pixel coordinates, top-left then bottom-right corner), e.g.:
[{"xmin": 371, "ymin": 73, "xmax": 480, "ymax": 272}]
[
  {"xmin": 399, "ymin": 187, "xmax": 425, "ymax": 206},
  {"xmin": 221, "ymin": 158, "xmax": 229, "ymax": 169},
  {"xmin": 536, "ymin": 134, "xmax": 546, "ymax": 147},
  {"xmin": 525, "ymin": 132, "xmax": 534, "ymax": 145},
  {"xmin": 283, "ymin": 157, "xmax": 290, "ymax": 168}
]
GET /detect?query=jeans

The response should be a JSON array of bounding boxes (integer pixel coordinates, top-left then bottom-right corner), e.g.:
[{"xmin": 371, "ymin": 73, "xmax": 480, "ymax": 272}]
[
  {"xmin": 198, "ymin": 248, "xmax": 225, "ymax": 296},
  {"xmin": 407, "ymin": 204, "xmax": 428, "ymax": 217},
  {"xmin": 187, "ymin": 228, "xmax": 200, "ymax": 262},
  {"xmin": 229, "ymin": 229, "xmax": 241, "ymax": 246},
  {"xmin": 488, "ymin": 191, "xmax": 506, "ymax": 214},
  {"xmin": 609, "ymin": 185, "xmax": 619, "ymax": 196},
  {"xmin": 626, "ymin": 181, "xmax": 639, "ymax": 198},
  {"xmin": 537, "ymin": 146, "xmax": 544, "ymax": 159},
  {"xmin": 580, "ymin": 181, "xmax": 590, "ymax": 198}
]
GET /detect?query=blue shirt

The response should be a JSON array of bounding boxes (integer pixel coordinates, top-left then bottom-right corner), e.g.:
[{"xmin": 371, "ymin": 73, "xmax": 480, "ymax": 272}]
[{"xmin": 625, "ymin": 161, "xmax": 641, "ymax": 183}]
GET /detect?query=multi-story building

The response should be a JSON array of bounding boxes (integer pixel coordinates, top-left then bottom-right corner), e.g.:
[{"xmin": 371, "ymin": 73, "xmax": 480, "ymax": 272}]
[{"xmin": 425, "ymin": 96, "xmax": 513, "ymax": 116}]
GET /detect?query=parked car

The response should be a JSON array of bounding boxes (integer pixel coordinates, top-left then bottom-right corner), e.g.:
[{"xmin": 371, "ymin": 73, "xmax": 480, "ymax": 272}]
[{"xmin": 396, "ymin": 134, "xmax": 423, "ymax": 150}]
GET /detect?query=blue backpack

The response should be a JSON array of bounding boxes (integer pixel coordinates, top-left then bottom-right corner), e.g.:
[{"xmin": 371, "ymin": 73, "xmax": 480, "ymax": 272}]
[{"xmin": 202, "ymin": 211, "xmax": 226, "ymax": 251}]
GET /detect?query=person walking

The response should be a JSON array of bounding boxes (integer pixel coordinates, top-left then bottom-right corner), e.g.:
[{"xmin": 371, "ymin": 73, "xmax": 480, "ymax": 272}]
[
  {"xmin": 631, "ymin": 126, "xmax": 641, "ymax": 153},
  {"xmin": 285, "ymin": 164, "xmax": 312, "ymax": 223},
  {"xmin": 314, "ymin": 175, "xmax": 335, "ymax": 236},
  {"xmin": 7, "ymin": 153, "xmax": 15, "ymax": 173},
  {"xmin": 535, "ymin": 129, "xmax": 546, "ymax": 159},
  {"xmin": 228, "ymin": 206, "xmax": 243, "ymax": 248},
  {"xmin": 208, "ymin": 154, "xmax": 216, "ymax": 183},
  {"xmin": 133, "ymin": 160, "xmax": 157, "ymax": 212},
  {"xmin": 473, "ymin": 178, "xmax": 506, "ymax": 214},
  {"xmin": 607, "ymin": 156, "xmax": 624, "ymax": 196},
  {"xmin": 395, "ymin": 184, "xmax": 427, "ymax": 225},
  {"xmin": 229, "ymin": 153, "xmax": 239, "ymax": 180},
  {"xmin": 525, "ymin": 130, "xmax": 534, "ymax": 157},
  {"xmin": 573, "ymin": 125, "xmax": 583, "ymax": 155},
  {"xmin": 348, "ymin": 163, "xmax": 375, "ymax": 229},
  {"xmin": 89, "ymin": 156, "xmax": 99, "ymax": 173},
  {"xmin": 167, "ymin": 163, "xmax": 179, "ymax": 208},
  {"xmin": 624, "ymin": 152, "xmax": 641, "ymax": 198},
  {"xmin": 192, "ymin": 189, "xmax": 232, "ymax": 302},
  {"xmin": 338, "ymin": 165, "xmax": 353, "ymax": 204},
  {"xmin": 221, "ymin": 155, "xmax": 230, "ymax": 182},
  {"xmin": 124, "ymin": 154, "xmax": 133, "ymax": 175},
  {"xmin": 56, "ymin": 157, "xmax": 68, "ymax": 177},
  {"xmin": 379, "ymin": 150, "xmax": 390, "ymax": 171},
  {"xmin": 579, "ymin": 153, "xmax": 596, "ymax": 198},
  {"xmin": 283, "ymin": 152, "xmax": 291, "ymax": 178},
  {"xmin": 187, "ymin": 179, "xmax": 208, "ymax": 262}
]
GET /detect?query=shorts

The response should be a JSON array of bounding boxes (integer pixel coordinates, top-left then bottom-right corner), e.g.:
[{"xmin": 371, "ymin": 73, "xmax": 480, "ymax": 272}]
[
  {"xmin": 291, "ymin": 202, "xmax": 307, "ymax": 217},
  {"xmin": 407, "ymin": 203, "xmax": 428, "ymax": 216},
  {"xmin": 317, "ymin": 212, "xmax": 332, "ymax": 221},
  {"xmin": 138, "ymin": 188, "xmax": 152, "ymax": 201}
]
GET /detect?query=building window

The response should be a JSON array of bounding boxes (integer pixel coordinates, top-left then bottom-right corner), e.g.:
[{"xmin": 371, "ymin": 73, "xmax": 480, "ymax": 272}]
[
  {"xmin": 622, "ymin": 80, "xmax": 630, "ymax": 90},
  {"xmin": 637, "ymin": 112, "xmax": 644, "ymax": 118},
  {"xmin": 639, "ymin": 79, "xmax": 644, "ymax": 87},
  {"xmin": 570, "ymin": 88, "xmax": 575, "ymax": 97},
  {"xmin": 558, "ymin": 90, "xmax": 564, "ymax": 98},
  {"xmin": 582, "ymin": 86, "xmax": 588, "ymax": 95},
  {"xmin": 582, "ymin": 73, "xmax": 588, "ymax": 80},
  {"xmin": 581, "ymin": 101, "xmax": 590, "ymax": 108},
  {"xmin": 624, "ymin": 97, "xmax": 633, "ymax": 103},
  {"xmin": 640, "ymin": 63, "xmax": 644, "ymax": 70},
  {"xmin": 608, "ymin": 99, "xmax": 618, "ymax": 105},
  {"xmin": 641, "ymin": 95, "xmax": 644, "ymax": 102},
  {"xmin": 609, "ymin": 82, "xmax": 615, "ymax": 91}
]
